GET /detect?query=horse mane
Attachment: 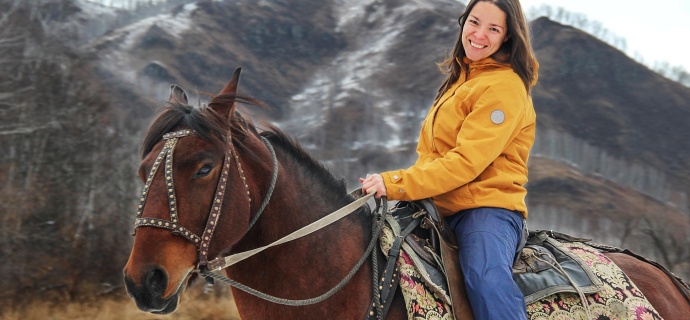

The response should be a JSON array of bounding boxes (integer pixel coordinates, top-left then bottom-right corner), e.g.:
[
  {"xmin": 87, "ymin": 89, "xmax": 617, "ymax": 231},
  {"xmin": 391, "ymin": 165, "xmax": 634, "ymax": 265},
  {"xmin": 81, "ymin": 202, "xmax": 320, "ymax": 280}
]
[{"xmin": 259, "ymin": 125, "xmax": 350, "ymax": 202}]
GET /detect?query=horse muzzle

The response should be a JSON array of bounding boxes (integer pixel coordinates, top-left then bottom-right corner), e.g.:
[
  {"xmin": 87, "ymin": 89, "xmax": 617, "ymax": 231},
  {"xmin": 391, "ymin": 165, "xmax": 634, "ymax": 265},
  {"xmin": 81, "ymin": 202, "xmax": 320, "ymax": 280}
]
[{"xmin": 124, "ymin": 265, "xmax": 183, "ymax": 314}]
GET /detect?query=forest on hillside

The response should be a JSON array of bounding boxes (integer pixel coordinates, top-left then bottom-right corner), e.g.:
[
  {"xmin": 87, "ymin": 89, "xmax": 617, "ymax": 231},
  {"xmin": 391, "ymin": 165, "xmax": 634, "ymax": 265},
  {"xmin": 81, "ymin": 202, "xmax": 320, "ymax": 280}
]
[
  {"xmin": 525, "ymin": 4, "xmax": 690, "ymax": 86},
  {"xmin": 0, "ymin": 0, "xmax": 139, "ymax": 301}
]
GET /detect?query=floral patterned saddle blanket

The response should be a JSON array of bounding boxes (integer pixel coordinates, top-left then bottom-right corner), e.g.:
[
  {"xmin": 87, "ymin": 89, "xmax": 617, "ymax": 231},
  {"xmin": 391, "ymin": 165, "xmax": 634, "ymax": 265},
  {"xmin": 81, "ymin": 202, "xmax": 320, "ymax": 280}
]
[{"xmin": 380, "ymin": 202, "xmax": 663, "ymax": 320}]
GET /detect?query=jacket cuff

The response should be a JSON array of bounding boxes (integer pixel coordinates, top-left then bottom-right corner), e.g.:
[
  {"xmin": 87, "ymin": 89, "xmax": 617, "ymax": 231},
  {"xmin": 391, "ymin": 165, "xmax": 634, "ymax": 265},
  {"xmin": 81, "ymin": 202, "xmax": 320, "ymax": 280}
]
[{"xmin": 381, "ymin": 170, "xmax": 405, "ymax": 200}]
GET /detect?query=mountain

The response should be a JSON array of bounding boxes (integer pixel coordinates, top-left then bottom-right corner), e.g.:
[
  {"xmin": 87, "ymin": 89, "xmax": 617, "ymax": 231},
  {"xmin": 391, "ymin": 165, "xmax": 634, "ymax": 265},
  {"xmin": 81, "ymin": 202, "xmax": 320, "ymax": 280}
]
[
  {"xmin": 530, "ymin": 17, "xmax": 690, "ymax": 193},
  {"xmin": 526, "ymin": 18, "xmax": 690, "ymax": 250},
  {"xmin": 84, "ymin": 0, "xmax": 690, "ymax": 272},
  {"xmin": 87, "ymin": 0, "xmax": 690, "ymax": 274},
  {"xmin": 89, "ymin": 0, "xmax": 690, "ymax": 204}
]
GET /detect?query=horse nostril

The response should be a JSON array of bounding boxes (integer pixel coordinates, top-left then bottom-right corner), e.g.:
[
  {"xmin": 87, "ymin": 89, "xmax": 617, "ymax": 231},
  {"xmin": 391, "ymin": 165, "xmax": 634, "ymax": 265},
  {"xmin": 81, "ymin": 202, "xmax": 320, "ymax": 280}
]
[{"xmin": 144, "ymin": 267, "xmax": 168, "ymax": 297}]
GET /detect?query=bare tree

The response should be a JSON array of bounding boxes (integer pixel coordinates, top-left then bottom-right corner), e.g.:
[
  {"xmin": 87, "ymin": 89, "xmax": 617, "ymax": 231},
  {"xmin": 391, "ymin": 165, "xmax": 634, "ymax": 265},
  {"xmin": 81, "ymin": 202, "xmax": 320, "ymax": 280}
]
[
  {"xmin": 533, "ymin": 129, "xmax": 681, "ymax": 212},
  {"xmin": 0, "ymin": 0, "xmax": 141, "ymax": 301},
  {"xmin": 638, "ymin": 214, "xmax": 690, "ymax": 276},
  {"xmin": 528, "ymin": 4, "xmax": 689, "ymax": 87}
]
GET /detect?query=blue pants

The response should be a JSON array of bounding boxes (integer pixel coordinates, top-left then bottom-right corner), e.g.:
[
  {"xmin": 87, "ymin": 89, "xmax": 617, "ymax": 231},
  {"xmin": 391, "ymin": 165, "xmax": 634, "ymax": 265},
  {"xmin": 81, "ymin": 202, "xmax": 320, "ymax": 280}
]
[{"xmin": 446, "ymin": 207, "xmax": 527, "ymax": 320}]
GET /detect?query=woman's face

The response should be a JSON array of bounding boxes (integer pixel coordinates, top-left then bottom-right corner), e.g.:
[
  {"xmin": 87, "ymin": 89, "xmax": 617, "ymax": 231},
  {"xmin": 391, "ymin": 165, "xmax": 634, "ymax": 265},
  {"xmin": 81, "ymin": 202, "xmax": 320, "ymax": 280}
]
[{"xmin": 462, "ymin": 1, "xmax": 508, "ymax": 62}]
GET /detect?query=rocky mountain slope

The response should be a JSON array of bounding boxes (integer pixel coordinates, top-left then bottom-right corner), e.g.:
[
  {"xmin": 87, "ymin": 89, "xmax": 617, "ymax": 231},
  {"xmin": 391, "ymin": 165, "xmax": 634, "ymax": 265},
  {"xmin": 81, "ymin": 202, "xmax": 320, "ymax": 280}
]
[{"xmin": 90, "ymin": 1, "xmax": 690, "ymax": 203}]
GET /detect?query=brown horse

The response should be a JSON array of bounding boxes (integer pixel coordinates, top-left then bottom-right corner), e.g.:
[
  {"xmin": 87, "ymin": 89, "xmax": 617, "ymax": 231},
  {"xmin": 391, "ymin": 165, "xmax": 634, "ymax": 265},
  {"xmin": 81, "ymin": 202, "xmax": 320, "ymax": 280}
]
[{"xmin": 123, "ymin": 68, "xmax": 690, "ymax": 319}]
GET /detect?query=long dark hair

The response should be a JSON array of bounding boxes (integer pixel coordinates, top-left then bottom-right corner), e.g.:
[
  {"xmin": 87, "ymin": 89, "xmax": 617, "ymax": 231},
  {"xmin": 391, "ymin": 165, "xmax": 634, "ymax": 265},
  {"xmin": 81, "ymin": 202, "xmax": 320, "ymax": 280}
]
[{"xmin": 434, "ymin": 0, "xmax": 538, "ymax": 102}]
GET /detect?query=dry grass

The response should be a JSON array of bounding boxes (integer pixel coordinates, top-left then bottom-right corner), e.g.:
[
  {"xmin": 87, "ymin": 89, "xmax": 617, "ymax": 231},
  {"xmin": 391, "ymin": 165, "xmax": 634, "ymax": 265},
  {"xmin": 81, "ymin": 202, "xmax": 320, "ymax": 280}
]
[{"xmin": 0, "ymin": 287, "xmax": 240, "ymax": 320}]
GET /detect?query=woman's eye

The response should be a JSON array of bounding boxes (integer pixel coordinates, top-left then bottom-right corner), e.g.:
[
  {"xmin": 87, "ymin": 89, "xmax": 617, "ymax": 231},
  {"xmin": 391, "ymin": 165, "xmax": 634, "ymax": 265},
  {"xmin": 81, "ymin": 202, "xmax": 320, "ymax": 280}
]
[{"xmin": 197, "ymin": 165, "xmax": 212, "ymax": 176}]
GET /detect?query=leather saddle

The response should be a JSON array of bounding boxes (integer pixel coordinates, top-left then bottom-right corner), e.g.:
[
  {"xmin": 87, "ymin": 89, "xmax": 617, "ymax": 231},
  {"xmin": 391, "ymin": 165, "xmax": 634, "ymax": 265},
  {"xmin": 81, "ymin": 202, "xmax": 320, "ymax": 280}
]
[
  {"xmin": 388, "ymin": 200, "xmax": 596, "ymax": 320},
  {"xmin": 388, "ymin": 200, "xmax": 475, "ymax": 320}
]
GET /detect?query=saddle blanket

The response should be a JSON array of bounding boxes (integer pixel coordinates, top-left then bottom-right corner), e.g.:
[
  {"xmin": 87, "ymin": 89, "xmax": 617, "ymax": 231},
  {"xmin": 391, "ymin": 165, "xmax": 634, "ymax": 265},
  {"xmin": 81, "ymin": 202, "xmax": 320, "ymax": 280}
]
[{"xmin": 379, "ymin": 223, "xmax": 662, "ymax": 320}]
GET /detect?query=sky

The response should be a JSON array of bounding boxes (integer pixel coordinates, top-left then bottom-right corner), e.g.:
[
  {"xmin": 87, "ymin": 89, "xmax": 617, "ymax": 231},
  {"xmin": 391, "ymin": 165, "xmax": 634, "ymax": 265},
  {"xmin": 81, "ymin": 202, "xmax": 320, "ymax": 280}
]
[{"xmin": 518, "ymin": 0, "xmax": 690, "ymax": 72}]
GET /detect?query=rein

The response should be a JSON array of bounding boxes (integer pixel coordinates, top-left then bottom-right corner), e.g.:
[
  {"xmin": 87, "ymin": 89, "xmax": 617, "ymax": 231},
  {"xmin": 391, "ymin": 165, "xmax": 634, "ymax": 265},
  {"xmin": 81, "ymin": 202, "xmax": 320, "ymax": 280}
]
[
  {"xmin": 201, "ymin": 194, "xmax": 385, "ymax": 308},
  {"xmin": 207, "ymin": 192, "xmax": 376, "ymax": 271}
]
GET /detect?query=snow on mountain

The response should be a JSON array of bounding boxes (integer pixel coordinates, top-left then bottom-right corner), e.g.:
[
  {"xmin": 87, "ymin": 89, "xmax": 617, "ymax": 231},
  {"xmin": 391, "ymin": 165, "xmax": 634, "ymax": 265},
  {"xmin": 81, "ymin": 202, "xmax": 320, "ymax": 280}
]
[
  {"xmin": 77, "ymin": 0, "xmax": 690, "ymax": 217},
  {"xmin": 91, "ymin": 3, "xmax": 197, "ymax": 84},
  {"xmin": 78, "ymin": 0, "xmax": 120, "ymax": 16},
  {"xmin": 285, "ymin": 0, "xmax": 459, "ymax": 152}
]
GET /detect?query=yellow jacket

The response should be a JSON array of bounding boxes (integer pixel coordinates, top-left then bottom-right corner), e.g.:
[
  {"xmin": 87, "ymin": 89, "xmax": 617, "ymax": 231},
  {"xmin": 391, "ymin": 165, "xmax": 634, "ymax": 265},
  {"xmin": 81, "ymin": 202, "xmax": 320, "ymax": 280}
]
[{"xmin": 381, "ymin": 57, "xmax": 536, "ymax": 218}]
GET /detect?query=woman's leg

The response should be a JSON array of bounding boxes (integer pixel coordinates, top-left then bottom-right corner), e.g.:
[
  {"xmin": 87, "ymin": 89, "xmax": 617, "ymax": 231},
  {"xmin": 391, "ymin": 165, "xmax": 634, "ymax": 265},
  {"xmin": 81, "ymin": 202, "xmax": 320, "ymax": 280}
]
[{"xmin": 446, "ymin": 207, "xmax": 527, "ymax": 320}]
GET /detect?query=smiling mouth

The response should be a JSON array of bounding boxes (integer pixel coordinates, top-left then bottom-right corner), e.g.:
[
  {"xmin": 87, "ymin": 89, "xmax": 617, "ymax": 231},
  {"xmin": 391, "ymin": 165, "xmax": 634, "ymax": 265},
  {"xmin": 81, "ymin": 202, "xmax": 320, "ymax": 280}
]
[{"xmin": 469, "ymin": 40, "xmax": 487, "ymax": 49}]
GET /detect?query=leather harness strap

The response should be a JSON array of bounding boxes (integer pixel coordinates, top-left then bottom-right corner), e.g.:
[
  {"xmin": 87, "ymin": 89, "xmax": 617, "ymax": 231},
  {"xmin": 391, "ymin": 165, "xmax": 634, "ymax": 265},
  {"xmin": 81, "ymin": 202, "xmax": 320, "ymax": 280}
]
[{"xmin": 134, "ymin": 130, "xmax": 204, "ymax": 247}]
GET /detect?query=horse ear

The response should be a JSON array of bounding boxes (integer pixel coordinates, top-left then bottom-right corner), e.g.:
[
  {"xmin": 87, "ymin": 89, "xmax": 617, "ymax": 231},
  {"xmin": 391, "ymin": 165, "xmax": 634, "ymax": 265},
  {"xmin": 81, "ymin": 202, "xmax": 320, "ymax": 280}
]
[
  {"xmin": 210, "ymin": 67, "xmax": 242, "ymax": 118},
  {"xmin": 219, "ymin": 67, "xmax": 242, "ymax": 95},
  {"xmin": 168, "ymin": 84, "xmax": 188, "ymax": 105}
]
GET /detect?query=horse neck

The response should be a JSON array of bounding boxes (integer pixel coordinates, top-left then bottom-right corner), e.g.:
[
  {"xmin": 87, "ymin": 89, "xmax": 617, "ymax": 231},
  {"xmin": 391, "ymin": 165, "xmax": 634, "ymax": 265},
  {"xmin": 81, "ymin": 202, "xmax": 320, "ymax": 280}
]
[
  {"xmin": 225, "ymin": 136, "xmax": 376, "ymax": 318},
  {"xmin": 248, "ymin": 142, "xmax": 358, "ymax": 240},
  {"xmin": 229, "ymin": 135, "xmax": 371, "ymax": 267}
]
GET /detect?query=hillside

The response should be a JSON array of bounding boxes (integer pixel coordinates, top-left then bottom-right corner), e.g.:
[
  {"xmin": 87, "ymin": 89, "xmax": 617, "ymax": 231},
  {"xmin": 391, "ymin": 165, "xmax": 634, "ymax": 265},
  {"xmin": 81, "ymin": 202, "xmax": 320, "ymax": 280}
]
[
  {"xmin": 530, "ymin": 17, "xmax": 690, "ymax": 196},
  {"xmin": 90, "ymin": 0, "xmax": 348, "ymax": 114},
  {"xmin": 86, "ymin": 0, "xmax": 690, "ymax": 276},
  {"xmin": 89, "ymin": 1, "xmax": 690, "ymax": 199}
]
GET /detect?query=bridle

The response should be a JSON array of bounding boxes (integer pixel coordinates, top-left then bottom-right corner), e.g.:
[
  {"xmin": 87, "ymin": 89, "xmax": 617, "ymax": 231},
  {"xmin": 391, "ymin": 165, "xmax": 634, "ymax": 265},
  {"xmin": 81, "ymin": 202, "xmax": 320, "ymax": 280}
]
[
  {"xmin": 131, "ymin": 129, "xmax": 389, "ymax": 317},
  {"xmin": 132, "ymin": 129, "xmax": 278, "ymax": 271}
]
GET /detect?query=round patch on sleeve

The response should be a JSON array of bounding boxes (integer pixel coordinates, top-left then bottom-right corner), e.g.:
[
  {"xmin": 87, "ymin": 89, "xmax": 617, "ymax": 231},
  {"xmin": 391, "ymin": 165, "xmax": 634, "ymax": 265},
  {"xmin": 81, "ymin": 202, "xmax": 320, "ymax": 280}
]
[{"xmin": 490, "ymin": 110, "xmax": 505, "ymax": 124}]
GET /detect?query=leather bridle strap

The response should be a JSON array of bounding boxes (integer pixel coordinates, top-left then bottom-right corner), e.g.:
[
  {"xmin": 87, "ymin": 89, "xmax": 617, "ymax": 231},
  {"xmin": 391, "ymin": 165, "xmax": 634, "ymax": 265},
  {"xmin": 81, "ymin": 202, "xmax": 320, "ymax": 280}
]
[
  {"xmin": 200, "ymin": 135, "xmax": 278, "ymax": 267},
  {"xmin": 198, "ymin": 193, "xmax": 384, "ymax": 309},
  {"xmin": 134, "ymin": 130, "xmax": 203, "ymax": 247}
]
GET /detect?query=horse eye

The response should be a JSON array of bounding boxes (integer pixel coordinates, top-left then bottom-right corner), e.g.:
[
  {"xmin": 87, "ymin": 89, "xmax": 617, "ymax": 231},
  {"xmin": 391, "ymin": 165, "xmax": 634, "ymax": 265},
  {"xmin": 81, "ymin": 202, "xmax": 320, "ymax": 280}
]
[{"xmin": 197, "ymin": 164, "xmax": 212, "ymax": 176}]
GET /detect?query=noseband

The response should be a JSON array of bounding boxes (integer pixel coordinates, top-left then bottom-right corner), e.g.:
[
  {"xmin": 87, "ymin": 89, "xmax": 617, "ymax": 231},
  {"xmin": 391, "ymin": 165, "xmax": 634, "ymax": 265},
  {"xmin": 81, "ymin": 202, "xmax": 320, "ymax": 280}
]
[{"xmin": 133, "ymin": 129, "xmax": 277, "ymax": 270}]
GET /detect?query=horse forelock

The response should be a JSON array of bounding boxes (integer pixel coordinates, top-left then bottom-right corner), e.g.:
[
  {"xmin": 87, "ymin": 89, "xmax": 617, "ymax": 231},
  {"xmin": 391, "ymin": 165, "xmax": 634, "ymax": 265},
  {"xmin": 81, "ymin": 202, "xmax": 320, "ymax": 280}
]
[{"xmin": 141, "ymin": 95, "xmax": 259, "ymax": 158}]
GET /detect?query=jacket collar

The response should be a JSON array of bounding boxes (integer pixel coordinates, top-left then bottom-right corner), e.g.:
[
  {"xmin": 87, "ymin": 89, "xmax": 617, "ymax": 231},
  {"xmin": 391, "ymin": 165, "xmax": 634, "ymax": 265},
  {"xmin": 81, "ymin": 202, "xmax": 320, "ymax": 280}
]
[
  {"xmin": 455, "ymin": 55, "xmax": 539, "ymax": 88},
  {"xmin": 465, "ymin": 56, "xmax": 510, "ymax": 73},
  {"xmin": 453, "ymin": 56, "xmax": 510, "ymax": 86}
]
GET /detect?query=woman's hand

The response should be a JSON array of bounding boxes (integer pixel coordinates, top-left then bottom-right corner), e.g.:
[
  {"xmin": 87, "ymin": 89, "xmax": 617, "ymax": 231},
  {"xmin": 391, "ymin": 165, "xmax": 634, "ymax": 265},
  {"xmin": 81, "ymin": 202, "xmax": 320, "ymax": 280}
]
[{"xmin": 359, "ymin": 173, "xmax": 387, "ymax": 199}]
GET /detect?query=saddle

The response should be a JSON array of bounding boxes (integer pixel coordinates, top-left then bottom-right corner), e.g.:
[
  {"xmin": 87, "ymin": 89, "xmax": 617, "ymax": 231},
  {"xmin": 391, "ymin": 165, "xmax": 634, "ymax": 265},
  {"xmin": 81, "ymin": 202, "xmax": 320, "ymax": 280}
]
[
  {"xmin": 382, "ymin": 200, "xmax": 602, "ymax": 319},
  {"xmin": 382, "ymin": 200, "xmax": 474, "ymax": 319}
]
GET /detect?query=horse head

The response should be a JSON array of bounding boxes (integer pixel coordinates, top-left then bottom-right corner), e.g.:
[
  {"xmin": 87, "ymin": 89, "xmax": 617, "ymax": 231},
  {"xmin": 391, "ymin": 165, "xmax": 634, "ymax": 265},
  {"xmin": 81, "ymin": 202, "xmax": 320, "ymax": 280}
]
[
  {"xmin": 122, "ymin": 66, "xmax": 389, "ymax": 318},
  {"xmin": 123, "ymin": 68, "xmax": 261, "ymax": 314}
]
